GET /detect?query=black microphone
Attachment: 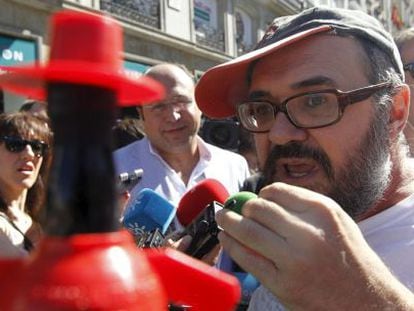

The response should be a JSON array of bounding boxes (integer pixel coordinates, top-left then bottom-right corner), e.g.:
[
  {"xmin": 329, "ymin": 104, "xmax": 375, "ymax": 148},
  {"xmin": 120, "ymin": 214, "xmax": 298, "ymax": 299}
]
[{"xmin": 184, "ymin": 200, "xmax": 222, "ymax": 259}]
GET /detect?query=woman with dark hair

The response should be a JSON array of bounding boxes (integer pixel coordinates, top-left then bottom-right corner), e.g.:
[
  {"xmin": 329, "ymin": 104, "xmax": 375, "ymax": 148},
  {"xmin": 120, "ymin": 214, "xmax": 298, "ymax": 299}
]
[
  {"xmin": 19, "ymin": 99, "xmax": 48, "ymax": 120},
  {"xmin": 0, "ymin": 112, "xmax": 52, "ymax": 257}
]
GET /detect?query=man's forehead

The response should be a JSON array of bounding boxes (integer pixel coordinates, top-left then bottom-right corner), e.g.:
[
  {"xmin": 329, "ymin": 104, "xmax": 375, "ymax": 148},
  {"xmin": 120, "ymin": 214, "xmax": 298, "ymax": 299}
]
[
  {"xmin": 250, "ymin": 34, "xmax": 366, "ymax": 81},
  {"xmin": 143, "ymin": 87, "xmax": 193, "ymax": 107},
  {"xmin": 247, "ymin": 35, "xmax": 371, "ymax": 100},
  {"xmin": 163, "ymin": 83, "xmax": 193, "ymax": 99},
  {"xmin": 248, "ymin": 76, "xmax": 337, "ymax": 99},
  {"xmin": 264, "ymin": 33, "xmax": 362, "ymax": 59}
]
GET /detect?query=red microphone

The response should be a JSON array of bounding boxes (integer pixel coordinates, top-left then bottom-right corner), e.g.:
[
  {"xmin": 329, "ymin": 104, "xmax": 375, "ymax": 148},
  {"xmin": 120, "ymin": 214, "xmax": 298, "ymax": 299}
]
[
  {"xmin": 177, "ymin": 178, "xmax": 229, "ymax": 226},
  {"xmin": 176, "ymin": 179, "xmax": 230, "ymax": 259}
]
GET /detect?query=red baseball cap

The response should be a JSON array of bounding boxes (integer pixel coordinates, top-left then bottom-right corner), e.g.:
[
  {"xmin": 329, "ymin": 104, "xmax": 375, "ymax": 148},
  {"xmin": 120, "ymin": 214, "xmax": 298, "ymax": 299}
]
[{"xmin": 195, "ymin": 7, "xmax": 403, "ymax": 119}]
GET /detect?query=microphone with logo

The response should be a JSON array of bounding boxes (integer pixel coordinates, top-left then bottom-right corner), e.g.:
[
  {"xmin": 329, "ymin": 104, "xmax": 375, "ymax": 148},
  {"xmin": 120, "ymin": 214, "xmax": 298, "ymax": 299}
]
[
  {"xmin": 122, "ymin": 188, "xmax": 176, "ymax": 248},
  {"xmin": 219, "ymin": 191, "xmax": 261, "ymax": 310},
  {"xmin": 176, "ymin": 178, "xmax": 229, "ymax": 259},
  {"xmin": 122, "ymin": 178, "xmax": 229, "ymax": 255}
]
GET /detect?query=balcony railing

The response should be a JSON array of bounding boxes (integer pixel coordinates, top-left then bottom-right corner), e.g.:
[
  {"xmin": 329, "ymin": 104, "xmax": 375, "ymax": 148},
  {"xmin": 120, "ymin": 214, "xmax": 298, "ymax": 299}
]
[
  {"xmin": 100, "ymin": 0, "xmax": 161, "ymax": 29},
  {"xmin": 195, "ymin": 24, "xmax": 225, "ymax": 52}
]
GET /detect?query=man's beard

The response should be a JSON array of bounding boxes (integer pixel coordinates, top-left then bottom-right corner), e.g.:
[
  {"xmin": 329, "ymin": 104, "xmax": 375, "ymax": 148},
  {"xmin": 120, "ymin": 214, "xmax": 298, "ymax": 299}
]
[{"xmin": 262, "ymin": 111, "xmax": 391, "ymax": 220}]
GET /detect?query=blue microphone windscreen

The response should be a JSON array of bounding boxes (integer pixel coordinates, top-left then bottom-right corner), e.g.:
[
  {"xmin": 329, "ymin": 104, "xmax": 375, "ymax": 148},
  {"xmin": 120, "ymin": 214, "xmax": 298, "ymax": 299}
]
[
  {"xmin": 122, "ymin": 188, "xmax": 176, "ymax": 235},
  {"xmin": 218, "ymin": 251, "xmax": 260, "ymax": 306}
]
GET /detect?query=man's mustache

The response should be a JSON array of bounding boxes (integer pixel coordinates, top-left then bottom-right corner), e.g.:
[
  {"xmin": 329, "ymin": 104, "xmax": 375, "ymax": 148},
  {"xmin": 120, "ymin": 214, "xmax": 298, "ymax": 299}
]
[{"xmin": 263, "ymin": 142, "xmax": 334, "ymax": 181}]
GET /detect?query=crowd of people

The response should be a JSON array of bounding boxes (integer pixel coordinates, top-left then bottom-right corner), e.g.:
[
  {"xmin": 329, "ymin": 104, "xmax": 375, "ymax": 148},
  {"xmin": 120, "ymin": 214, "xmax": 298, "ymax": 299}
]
[{"xmin": 0, "ymin": 6, "xmax": 414, "ymax": 310}]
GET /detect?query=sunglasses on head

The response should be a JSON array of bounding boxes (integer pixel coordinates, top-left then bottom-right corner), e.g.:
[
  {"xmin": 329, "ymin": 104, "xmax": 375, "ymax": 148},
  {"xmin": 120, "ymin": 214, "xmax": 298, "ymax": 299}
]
[
  {"xmin": 0, "ymin": 136, "xmax": 49, "ymax": 158},
  {"xmin": 404, "ymin": 63, "xmax": 414, "ymax": 79}
]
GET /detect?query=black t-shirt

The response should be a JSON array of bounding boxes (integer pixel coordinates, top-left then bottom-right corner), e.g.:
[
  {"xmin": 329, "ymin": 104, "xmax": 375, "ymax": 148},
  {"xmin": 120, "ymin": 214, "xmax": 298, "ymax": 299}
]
[{"xmin": 241, "ymin": 173, "xmax": 266, "ymax": 194}]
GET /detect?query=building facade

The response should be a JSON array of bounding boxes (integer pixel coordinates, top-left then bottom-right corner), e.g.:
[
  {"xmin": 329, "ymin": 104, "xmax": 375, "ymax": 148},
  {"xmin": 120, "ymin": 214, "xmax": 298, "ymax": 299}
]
[
  {"xmin": 317, "ymin": 0, "xmax": 414, "ymax": 33},
  {"xmin": 0, "ymin": 0, "xmax": 303, "ymax": 111},
  {"xmin": 0, "ymin": 0, "xmax": 412, "ymax": 111}
]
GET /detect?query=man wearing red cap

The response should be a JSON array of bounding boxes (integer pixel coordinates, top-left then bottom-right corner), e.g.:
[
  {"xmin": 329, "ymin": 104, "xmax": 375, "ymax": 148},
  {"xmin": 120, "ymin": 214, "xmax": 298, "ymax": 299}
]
[{"xmin": 196, "ymin": 7, "xmax": 414, "ymax": 310}]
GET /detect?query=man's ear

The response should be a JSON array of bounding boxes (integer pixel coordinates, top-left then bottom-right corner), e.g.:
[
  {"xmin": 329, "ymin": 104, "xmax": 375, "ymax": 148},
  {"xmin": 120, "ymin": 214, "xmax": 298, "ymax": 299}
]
[{"xmin": 389, "ymin": 84, "xmax": 410, "ymax": 137}]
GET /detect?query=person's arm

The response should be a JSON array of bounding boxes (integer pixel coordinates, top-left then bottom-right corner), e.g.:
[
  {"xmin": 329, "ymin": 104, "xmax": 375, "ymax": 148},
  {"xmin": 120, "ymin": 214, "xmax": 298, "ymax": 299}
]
[{"xmin": 216, "ymin": 182, "xmax": 414, "ymax": 310}]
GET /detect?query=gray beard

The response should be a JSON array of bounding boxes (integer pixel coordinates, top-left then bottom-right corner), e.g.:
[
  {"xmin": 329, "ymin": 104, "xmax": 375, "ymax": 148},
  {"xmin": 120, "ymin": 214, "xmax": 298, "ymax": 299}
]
[
  {"xmin": 328, "ymin": 111, "xmax": 391, "ymax": 219},
  {"xmin": 262, "ymin": 111, "xmax": 391, "ymax": 220}
]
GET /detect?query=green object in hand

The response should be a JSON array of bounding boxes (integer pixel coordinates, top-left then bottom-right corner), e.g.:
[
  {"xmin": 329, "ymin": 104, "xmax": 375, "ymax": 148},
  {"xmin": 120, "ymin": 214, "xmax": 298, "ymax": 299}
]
[{"xmin": 223, "ymin": 192, "xmax": 258, "ymax": 215}]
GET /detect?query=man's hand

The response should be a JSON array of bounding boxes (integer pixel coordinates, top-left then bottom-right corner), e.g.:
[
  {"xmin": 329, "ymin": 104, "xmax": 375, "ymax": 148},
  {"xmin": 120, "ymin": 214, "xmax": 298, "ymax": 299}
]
[
  {"xmin": 164, "ymin": 234, "xmax": 192, "ymax": 252},
  {"xmin": 164, "ymin": 234, "xmax": 221, "ymax": 266},
  {"xmin": 216, "ymin": 182, "xmax": 414, "ymax": 310},
  {"xmin": 118, "ymin": 191, "xmax": 131, "ymax": 216}
]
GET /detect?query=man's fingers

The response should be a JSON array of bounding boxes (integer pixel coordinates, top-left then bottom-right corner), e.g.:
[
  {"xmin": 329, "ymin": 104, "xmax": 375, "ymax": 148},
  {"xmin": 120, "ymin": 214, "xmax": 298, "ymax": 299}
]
[
  {"xmin": 218, "ymin": 231, "xmax": 279, "ymax": 287},
  {"xmin": 216, "ymin": 208, "xmax": 290, "ymax": 265},
  {"xmin": 240, "ymin": 196, "xmax": 301, "ymax": 239},
  {"xmin": 201, "ymin": 244, "xmax": 221, "ymax": 266},
  {"xmin": 165, "ymin": 235, "xmax": 192, "ymax": 252},
  {"xmin": 242, "ymin": 183, "xmax": 347, "ymax": 241},
  {"xmin": 259, "ymin": 182, "xmax": 335, "ymax": 214}
]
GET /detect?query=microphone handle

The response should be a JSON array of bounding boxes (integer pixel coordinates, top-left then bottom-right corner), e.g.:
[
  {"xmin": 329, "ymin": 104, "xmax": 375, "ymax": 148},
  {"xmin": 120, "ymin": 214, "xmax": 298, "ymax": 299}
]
[
  {"xmin": 136, "ymin": 228, "xmax": 166, "ymax": 248},
  {"xmin": 184, "ymin": 203, "xmax": 222, "ymax": 259},
  {"xmin": 190, "ymin": 234, "xmax": 220, "ymax": 259}
]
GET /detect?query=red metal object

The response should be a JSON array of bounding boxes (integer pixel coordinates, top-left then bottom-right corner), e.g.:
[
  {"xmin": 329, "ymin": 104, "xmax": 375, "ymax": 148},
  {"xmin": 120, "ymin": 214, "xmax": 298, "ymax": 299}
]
[
  {"xmin": 8, "ymin": 231, "xmax": 167, "ymax": 310},
  {"xmin": 0, "ymin": 232, "xmax": 241, "ymax": 310},
  {"xmin": 0, "ymin": 258, "xmax": 24, "ymax": 310},
  {"xmin": 147, "ymin": 248, "xmax": 241, "ymax": 311}
]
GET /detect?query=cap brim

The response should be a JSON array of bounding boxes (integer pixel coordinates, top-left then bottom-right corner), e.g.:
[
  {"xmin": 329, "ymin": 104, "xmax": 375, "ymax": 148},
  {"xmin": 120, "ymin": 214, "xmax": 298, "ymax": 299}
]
[
  {"xmin": 0, "ymin": 61, "xmax": 165, "ymax": 106},
  {"xmin": 195, "ymin": 25, "xmax": 332, "ymax": 118}
]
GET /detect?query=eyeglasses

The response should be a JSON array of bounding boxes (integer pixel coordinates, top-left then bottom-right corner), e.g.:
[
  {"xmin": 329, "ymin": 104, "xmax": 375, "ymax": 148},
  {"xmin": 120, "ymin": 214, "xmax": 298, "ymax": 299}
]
[
  {"xmin": 0, "ymin": 136, "xmax": 49, "ymax": 158},
  {"xmin": 144, "ymin": 99, "xmax": 194, "ymax": 115},
  {"xmin": 404, "ymin": 63, "xmax": 414, "ymax": 79},
  {"xmin": 237, "ymin": 82, "xmax": 392, "ymax": 133}
]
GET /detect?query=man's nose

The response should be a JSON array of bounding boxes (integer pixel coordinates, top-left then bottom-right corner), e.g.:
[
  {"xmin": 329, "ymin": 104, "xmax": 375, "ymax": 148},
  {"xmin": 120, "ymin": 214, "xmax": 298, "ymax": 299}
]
[
  {"xmin": 267, "ymin": 112, "xmax": 307, "ymax": 145},
  {"xmin": 165, "ymin": 104, "xmax": 182, "ymax": 121}
]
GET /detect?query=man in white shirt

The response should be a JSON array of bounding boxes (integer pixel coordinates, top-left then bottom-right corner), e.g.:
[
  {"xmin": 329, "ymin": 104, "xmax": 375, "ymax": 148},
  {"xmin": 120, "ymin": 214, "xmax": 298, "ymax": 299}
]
[
  {"xmin": 195, "ymin": 7, "xmax": 414, "ymax": 310},
  {"xmin": 113, "ymin": 63, "xmax": 250, "ymax": 230}
]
